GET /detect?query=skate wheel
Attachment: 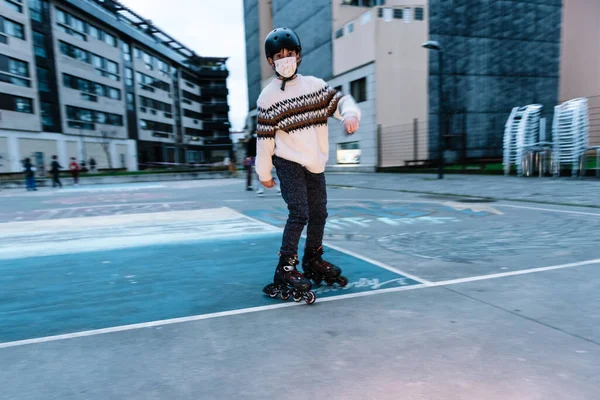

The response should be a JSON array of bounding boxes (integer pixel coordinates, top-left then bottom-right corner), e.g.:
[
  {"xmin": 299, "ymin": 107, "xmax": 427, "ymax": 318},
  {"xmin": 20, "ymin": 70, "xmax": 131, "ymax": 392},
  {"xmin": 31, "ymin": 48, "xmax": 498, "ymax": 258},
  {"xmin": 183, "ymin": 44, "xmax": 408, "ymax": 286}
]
[
  {"xmin": 325, "ymin": 279, "xmax": 335, "ymax": 287},
  {"xmin": 280, "ymin": 291, "xmax": 290, "ymax": 300},
  {"xmin": 337, "ymin": 276, "xmax": 348, "ymax": 287},
  {"xmin": 304, "ymin": 291, "xmax": 316, "ymax": 305},
  {"xmin": 313, "ymin": 277, "xmax": 322, "ymax": 285},
  {"xmin": 292, "ymin": 290, "xmax": 303, "ymax": 302},
  {"xmin": 268, "ymin": 290, "xmax": 278, "ymax": 298}
]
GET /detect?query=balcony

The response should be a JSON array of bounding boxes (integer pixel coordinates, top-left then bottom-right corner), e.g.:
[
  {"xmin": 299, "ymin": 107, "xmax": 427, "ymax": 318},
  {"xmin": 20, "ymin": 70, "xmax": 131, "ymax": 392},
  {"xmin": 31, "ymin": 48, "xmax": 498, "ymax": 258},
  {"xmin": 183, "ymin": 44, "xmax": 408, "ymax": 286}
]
[
  {"xmin": 201, "ymin": 86, "xmax": 228, "ymax": 97},
  {"xmin": 202, "ymin": 120, "xmax": 230, "ymax": 131},
  {"xmin": 204, "ymin": 137, "xmax": 232, "ymax": 145},
  {"xmin": 194, "ymin": 68, "xmax": 229, "ymax": 78},
  {"xmin": 202, "ymin": 102, "xmax": 229, "ymax": 113}
]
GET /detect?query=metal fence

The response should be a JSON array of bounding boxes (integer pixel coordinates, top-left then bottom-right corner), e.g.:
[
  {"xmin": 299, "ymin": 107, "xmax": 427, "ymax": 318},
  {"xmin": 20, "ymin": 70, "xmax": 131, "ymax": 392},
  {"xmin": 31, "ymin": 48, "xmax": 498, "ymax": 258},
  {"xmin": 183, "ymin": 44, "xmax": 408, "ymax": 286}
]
[{"xmin": 378, "ymin": 119, "xmax": 429, "ymax": 168}]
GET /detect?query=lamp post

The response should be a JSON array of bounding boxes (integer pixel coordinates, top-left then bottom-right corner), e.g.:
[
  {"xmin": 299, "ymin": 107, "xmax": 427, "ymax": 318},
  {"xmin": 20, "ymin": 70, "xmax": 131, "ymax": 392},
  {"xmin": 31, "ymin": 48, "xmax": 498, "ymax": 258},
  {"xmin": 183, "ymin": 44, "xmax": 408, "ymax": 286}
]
[{"xmin": 422, "ymin": 40, "xmax": 444, "ymax": 179}]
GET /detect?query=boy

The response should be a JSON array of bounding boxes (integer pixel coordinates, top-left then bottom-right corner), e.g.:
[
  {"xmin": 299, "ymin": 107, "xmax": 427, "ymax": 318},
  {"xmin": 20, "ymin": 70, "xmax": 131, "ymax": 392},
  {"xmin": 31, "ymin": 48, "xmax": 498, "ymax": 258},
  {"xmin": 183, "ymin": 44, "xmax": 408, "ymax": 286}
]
[{"xmin": 258, "ymin": 28, "xmax": 361, "ymax": 304}]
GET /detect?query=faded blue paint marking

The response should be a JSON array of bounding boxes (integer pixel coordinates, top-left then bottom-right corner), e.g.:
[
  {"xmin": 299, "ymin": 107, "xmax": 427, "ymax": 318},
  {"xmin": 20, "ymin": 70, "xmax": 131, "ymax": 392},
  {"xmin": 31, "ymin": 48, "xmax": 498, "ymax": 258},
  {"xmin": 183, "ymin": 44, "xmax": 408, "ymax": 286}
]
[{"xmin": 0, "ymin": 236, "xmax": 418, "ymax": 343}]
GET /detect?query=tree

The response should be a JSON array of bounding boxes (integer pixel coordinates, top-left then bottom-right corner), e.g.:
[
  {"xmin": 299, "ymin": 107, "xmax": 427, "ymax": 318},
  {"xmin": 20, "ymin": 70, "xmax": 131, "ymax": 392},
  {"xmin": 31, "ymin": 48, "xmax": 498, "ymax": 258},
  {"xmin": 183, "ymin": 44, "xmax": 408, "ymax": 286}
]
[{"xmin": 100, "ymin": 130, "xmax": 117, "ymax": 169}]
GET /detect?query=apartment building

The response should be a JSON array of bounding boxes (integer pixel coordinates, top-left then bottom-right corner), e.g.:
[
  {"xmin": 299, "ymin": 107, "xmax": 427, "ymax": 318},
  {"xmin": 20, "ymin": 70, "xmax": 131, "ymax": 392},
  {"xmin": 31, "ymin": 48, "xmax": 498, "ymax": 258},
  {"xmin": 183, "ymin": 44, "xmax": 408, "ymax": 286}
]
[
  {"xmin": 0, "ymin": 0, "xmax": 231, "ymax": 173},
  {"xmin": 244, "ymin": 0, "xmax": 563, "ymax": 168}
]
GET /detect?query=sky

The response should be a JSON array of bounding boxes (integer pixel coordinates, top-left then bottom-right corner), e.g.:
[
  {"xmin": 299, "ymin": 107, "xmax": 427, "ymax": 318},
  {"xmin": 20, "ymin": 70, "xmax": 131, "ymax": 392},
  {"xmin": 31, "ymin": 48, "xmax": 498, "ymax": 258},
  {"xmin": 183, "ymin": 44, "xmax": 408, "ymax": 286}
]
[{"xmin": 121, "ymin": 0, "xmax": 249, "ymax": 131}]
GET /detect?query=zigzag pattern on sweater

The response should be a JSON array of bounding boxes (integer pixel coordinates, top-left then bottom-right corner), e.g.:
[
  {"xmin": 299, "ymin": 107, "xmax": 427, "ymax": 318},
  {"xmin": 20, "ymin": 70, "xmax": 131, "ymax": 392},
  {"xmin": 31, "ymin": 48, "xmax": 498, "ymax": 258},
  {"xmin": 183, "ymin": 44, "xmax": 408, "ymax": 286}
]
[{"xmin": 256, "ymin": 85, "xmax": 342, "ymax": 139}]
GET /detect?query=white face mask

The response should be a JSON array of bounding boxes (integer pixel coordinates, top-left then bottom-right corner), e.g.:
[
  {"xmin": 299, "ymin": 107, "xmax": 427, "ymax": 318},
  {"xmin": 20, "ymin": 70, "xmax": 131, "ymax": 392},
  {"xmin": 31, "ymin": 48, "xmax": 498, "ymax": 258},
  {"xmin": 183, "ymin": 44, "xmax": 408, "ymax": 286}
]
[{"xmin": 274, "ymin": 56, "xmax": 297, "ymax": 78}]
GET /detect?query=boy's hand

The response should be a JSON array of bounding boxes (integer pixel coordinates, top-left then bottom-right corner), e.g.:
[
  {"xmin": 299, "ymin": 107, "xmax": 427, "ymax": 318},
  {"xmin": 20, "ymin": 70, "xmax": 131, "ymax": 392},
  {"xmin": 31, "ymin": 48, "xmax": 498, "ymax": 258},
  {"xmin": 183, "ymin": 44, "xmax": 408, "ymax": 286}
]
[
  {"xmin": 343, "ymin": 116, "xmax": 359, "ymax": 134},
  {"xmin": 261, "ymin": 179, "xmax": 275, "ymax": 188}
]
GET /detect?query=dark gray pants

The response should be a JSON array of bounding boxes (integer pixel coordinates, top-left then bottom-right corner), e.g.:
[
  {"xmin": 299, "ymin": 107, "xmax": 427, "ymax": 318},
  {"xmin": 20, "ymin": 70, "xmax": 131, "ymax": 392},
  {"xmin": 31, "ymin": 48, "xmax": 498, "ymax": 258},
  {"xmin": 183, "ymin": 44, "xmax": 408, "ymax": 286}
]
[{"xmin": 273, "ymin": 155, "xmax": 328, "ymax": 256}]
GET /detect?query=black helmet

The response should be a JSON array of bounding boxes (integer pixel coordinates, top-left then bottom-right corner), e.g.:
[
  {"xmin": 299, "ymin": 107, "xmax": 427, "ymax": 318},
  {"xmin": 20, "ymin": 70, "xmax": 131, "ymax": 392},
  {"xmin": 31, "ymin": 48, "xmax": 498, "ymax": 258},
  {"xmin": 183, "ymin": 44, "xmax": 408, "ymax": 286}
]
[{"xmin": 264, "ymin": 27, "xmax": 302, "ymax": 59}]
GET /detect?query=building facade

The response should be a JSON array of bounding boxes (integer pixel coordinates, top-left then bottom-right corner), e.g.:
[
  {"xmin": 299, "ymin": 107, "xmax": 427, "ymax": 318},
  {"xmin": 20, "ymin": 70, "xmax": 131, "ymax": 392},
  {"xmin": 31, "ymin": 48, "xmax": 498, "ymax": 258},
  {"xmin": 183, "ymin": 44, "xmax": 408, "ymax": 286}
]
[
  {"xmin": 0, "ymin": 0, "xmax": 231, "ymax": 174},
  {"xmin": 244, "ymin": 0, "xmax": 564, "ymax": 168}
]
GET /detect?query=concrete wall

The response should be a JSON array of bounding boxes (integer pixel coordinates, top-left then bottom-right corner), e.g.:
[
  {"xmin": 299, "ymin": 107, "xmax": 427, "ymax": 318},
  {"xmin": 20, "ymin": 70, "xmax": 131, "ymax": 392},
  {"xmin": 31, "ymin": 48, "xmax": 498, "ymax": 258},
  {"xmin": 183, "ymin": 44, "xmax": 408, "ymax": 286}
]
[
  {"xmin": 0, "ymin": 131, "xmax": 138, "ymax": 173},
  {"xmin": 0, "ymin": 2, "xmax": 41, "ymax": 132},
  {"xmin": 332, "ymin": 8, "xmax": 376, "ymax": 76},
  {"xmin": 559, "ymin": 0, "xmax": 600, "ymax": 146},
  {"xmin": 271, "ymin": 0, "xmax": 333, "ymax": 80},
  {"xmin": 327, "ymin": 63, "xmax": 377, "ymax": 167},
  {"xmin": 375, "ymin": 6, "xmax": 429, "ymax": 128},
  {"xmin": 243, "ymin": 0, "xmax": 261, "ymax": 111},
  {"xmin": 428, "ymin": 0, "xmax": 562, "ymax": 159},
  {"xmin": 0, "ymin": 136, "xmax": 8, "ymax": 173}
]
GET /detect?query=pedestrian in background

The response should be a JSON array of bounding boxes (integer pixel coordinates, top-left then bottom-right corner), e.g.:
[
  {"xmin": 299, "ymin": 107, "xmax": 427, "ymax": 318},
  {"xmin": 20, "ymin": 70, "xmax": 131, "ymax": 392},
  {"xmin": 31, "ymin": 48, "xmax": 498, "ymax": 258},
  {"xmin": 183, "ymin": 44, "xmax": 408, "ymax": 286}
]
[
  {"xmin": 23, "ymin": 158, "xmax": 37, "ymax": 191},
  {"xmin": 244, "ymin": 133, "xmax": 257, "ymax": 191},
  {"xmin": 69, "ymin": 157, "xmax": 80, "ymax": 186},
  {"xmin": 50, "ymin": 155, "xmax": 63, "ymax": 188}
]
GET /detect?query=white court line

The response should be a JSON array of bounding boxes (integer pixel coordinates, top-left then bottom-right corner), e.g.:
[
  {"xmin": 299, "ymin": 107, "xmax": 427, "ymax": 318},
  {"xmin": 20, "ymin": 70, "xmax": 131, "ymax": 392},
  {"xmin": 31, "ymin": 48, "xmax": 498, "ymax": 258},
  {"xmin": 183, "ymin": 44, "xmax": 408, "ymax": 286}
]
[
  {"xmin": 2, "ymin": 257, "xmax": 599, "ymax": 349},
  {"xmin": 321, "ymin": 241, "xmax": 431, "ymax": 285},
  {"xmin": 239, "ymin": 213, "xmax": 431, "ymax": 285},
  {"xmin": 496, "ymin": 204, "xmax": 600, "ymax": 217}
]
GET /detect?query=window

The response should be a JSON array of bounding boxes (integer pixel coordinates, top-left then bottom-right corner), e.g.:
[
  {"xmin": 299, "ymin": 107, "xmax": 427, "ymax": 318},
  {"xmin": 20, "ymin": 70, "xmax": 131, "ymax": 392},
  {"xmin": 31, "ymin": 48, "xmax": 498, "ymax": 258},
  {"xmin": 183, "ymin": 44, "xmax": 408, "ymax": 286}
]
[
  {"xmin": 125, "ymin": 68, "xmax": 133, "ymax": 86},
  {"xmin": 350, "ymin": 77, "xmax": 367, "ymax": 103},
  {"xmin": 414, "ymin": 7, "xmax": 424, "ymax": 21},
  {"xmin": 108, "ymin": 87, "xmax": 120, "ymax": 100},
  {"xmin": 186, "ymin": 128, "xmax": 209, "ymax": 137},
  {"xmin": 403, "ymin": 7, "xmax": 412, "ymax": 22},
  {"xmin": 88, "ymin": 25, "xmax": 101, "ymax": 40},
  {"xmin": 29, "ymin": 0, "xmax": 47, "ymax": 23},
  {"xmin": 3, "ymin": 0, "xmax": 22, "ymax": 13},
  {"xmin": 336, "ymin": 141, "xmax": 360, "ymax": 164},
  {"xmin": 184, "ymin": 109, "xmax": 202, "ymax": 119},
  {"xmin": 0, "ymin": 72, "xmax": 28, "ymax": 86},
  {"xmin": 134, "ymin": 48, "xmax": 141, "ymax": 59},
  {"xmin": 71, "ymin": 16, "xmax": 85, "ymax": 33},
  {"xmin": 139, "ymin": 96, "xmax": 172, "ymax": 113},
  {"xmin": 33, "ymin": 31, "xmax": 47, "ymax": 57},
  {"xmin": 183, "ymin": 99, "xmax": 192, "ymax": 105},
  {"xmin": 0, "ymin": 93, "xmax": 33, "ymax": 113},
  {"xmin": 136, "ymin": 71, "xmax": 170, "ymax": 92},
  {"xmin": 2, "ymin": 17, "xmax": 25, "ymax": 40},
  {"xmin": 63, "ymin": 74, "xmax": 121, "ymax": 100},
  {"xmin": 91, "ymin": 54, "xmax": 103, "ymax": 69},
  {"xmin": 360, "ymin": 11, "xmax": 371, "ymax": 25},
  {"xmin": 126, "ymin": 93, "xmax": 134, "ymax": 111},
  {"xmin": 105, "ymin": 33, "xmax": 116, "ymax": 47},
  {"xmin": 343, "ymin": 0, "xmax": 384, "ymax": 6},
  {"xmin": 379, "ymin": 7, "xmax": 393, "ymax": 21},
  {"xmin": 334, "ymin": 85, "xmax": 342, "ymax": 94},
  {"xmin": 393, "ymin": 8, "xmax": 403, "ymax": 19},
  {"xmin": 41, "ymin": 102, "xmax": 55, "ymax": 127},
  {"xmin": 346, "ymin": 22, "xmax": 354, "ymax": 34},
  {"xmin": 36, "ymin": 67, "xmax": 51, "ymax": 92},
  {"xmin": 106, "ymin": 60, "xmax": 118, "ymax": 74},
  {"xmin": 335, "ymin": 28, "xmax": 343, "ymax": 39},
  {"xmin": 182, "ymin": 89, "xmax": 201, "ymax": 103},
  {"xmin": 66, "ymin": 106, "xmax": 123, "ymax": 128},
  {"xmin": 185, "ymin": 81, "xmax": 194, "ymax": 88},
  {"xmin": 3, "ymin": 56, "xmax": 29, "ymax": 77},
  {"xmin": 140, "ymin": 119, "xmax": 173, "ymax": 133},
  {"xmin": 15, "ymin": 96, "xmax": 32, "ymax": 113},
  {"xmin": 55, "ymin": 9, "xmax": 67, "ymax": 24},
  {"xmin": 59, "ymin": 41, "xmax": 120, "ymax": 81},
  {"xmin": 122, "ymin": 42, "xmax": 131, "ymax": 61}
]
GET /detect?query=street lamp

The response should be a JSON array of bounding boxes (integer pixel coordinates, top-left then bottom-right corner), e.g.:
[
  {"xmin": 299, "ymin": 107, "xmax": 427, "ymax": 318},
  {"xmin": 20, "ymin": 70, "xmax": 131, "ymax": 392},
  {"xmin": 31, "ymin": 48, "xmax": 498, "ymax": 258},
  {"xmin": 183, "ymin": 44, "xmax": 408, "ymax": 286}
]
[{"xmin": 422, "ymin": 40, "xmax": 444, "ymax": 179}]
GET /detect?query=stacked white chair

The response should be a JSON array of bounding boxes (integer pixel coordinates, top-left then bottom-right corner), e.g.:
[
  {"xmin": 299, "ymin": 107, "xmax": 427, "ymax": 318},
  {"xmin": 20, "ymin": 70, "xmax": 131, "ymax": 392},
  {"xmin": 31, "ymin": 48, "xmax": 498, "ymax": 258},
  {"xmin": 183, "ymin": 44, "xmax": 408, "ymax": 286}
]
[
  {"xmin": 552, "ymin": 98, "xmax": 589, "ymax": 176},
  {"xmin": 503, "ymin": 104, "xmax": 543, "ymax": 176}
]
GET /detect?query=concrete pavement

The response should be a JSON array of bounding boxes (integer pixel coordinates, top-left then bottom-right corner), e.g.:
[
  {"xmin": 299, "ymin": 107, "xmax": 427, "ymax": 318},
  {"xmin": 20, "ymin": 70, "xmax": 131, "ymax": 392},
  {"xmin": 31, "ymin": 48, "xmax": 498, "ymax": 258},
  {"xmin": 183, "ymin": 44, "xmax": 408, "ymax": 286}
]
[{"xmin": 0, "ymin": 177, "xmax": 598, "ymax": 399}]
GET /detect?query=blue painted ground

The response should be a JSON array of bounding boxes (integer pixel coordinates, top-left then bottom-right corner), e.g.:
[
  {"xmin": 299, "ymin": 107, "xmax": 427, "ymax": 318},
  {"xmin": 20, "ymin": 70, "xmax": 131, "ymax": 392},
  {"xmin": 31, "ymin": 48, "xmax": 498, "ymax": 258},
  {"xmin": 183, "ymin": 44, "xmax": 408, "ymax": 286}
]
[{"xmin": 0, "ymin": 235, "xmax": 419, "ymax": 343}]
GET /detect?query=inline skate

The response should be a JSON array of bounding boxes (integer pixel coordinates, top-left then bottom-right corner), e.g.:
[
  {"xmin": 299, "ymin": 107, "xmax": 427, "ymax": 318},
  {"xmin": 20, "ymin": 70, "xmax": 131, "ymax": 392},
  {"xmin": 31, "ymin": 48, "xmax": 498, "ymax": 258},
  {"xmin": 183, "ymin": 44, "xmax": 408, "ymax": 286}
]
[
  {"xmin": 263, "ymin": 254, "xmax": 316, "ymax": 304},
  {"xmin": 302, "ymin": 246, "xmax": 348, "ymax": 287}
]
